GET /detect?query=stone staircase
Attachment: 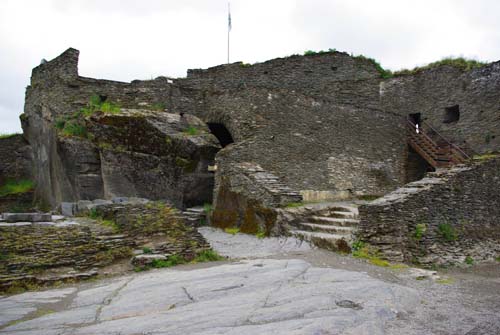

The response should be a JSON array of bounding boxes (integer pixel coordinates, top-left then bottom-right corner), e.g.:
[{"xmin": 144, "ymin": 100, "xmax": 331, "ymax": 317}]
[
  {"xmin": 287, "ymin": 203, "xmax": 359, "ymax": 253},
  {"xmin": 235, "ymin": 162, "xmax": 303, "ymax": 206},
  {"xmin": 181, "ymin": 206, "xmax": 207, "ymax": 227}
]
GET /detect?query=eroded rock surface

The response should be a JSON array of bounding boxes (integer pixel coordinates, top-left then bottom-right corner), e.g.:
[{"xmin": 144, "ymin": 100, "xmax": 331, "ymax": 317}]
[{"xmin": 0, "ymin": 259, "xmax": 419, "ymax": 335}]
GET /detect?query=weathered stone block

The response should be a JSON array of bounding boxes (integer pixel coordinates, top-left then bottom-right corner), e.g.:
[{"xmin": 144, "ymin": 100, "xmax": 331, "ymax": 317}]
[{"xmin": 3, "ymin": 213, "xmax": 52, "ymax": 223}]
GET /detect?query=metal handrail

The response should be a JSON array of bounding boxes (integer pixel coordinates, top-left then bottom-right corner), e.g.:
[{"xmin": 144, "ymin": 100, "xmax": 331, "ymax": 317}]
[{"xmin": 421, "ymin": 121, "xmax": 471, "ymax": 160}]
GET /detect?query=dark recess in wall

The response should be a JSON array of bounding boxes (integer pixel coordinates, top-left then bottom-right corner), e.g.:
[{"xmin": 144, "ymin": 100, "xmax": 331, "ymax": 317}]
[
  {"xmin": 443, "ymin": 105, "xmax": 460, "ymax": 123},
  {"xmin": 207, "ymin": 123, "xmax": 234, "ymax": 148}
]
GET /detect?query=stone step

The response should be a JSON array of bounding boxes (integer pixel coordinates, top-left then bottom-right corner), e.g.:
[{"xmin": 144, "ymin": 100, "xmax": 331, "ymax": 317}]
[
  {"xmin": 330, "ymin": 211, "xmax": 356, "ymax": 219},
  {"xmin": 309, "ymin": 216, "xmax": 359, "ymax": 227},
  {"xmin": 290, "ymin": 230, "xmax": 352, "ymax": 253},
  {"xmin": 184, "ymin": 206, "xmax": 204, "ymax": 214},
  {"xmin": 295, "ymin": 222, "xmax": 355, "ymax": 235}
]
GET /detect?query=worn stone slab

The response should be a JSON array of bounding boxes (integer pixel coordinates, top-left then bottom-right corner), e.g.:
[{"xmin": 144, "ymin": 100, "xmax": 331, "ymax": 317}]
[
  {"xmin": 0, "ymin": 259, "xmax": 419, "ymax": 334},
  {"xmin": 198, "ymin": 227, "xmax": 312, "ymax": 258},
  {"xmin": 2, "ymin": 213, "xmax": 52, "ymax": 223}
]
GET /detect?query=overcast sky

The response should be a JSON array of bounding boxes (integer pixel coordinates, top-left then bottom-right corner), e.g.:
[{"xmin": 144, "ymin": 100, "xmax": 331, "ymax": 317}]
[{"xmin": 1, "ymin": 0, "xmax": 499, "ymax": 133}]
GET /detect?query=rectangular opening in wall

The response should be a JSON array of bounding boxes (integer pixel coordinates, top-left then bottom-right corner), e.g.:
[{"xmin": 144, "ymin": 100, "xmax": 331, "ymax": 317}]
[
  {"xmin": 443, "ymin": 105, "xmax": 460, "ymax": 123},
  {"xmin": 409, "ymin": 113, "xmax": 422, "ymax": 125}
]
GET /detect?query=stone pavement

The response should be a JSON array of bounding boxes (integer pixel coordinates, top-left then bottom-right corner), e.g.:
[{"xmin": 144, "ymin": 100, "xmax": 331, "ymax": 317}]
[
  {"xmin": 1, "ymin": 227, "xmax": 499, "ymax": 335},
  {"xmin": 0, "ymin": 258, "xmax": 419, "ymax": 335}
]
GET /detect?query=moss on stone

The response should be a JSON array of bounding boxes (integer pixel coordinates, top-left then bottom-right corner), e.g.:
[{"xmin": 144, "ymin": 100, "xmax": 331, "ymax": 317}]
[{"xmin": 175, "ymin": 157, "xmax": 197, "ymax": 173}]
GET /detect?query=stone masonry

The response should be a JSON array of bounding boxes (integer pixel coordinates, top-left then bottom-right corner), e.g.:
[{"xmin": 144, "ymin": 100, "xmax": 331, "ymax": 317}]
[{"xmin": 357, "ymin": 156, "xmax": 500, "ymax": 266}]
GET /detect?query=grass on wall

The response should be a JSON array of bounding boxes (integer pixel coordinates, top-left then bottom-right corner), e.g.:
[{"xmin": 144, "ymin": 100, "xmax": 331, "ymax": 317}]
[
  {"xmin": 56, "ymin": 94, "xmax": 121, "ymax": 139},
  {"xmin": 0, "ymin": 133, "xmax": 21, "ymax": 139},
  {"xmin": 0, "ymin": 179, "xmax": 34, "ymax": 197},
  {"xmin": 394, "ymin": 57, "xmax": 486, "ymax": 76}
]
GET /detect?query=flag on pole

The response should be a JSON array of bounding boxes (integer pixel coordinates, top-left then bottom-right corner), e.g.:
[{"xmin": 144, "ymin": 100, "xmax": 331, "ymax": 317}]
[{"xmin": 228, "ymin": 3, "xmax": 232, "ymax": 32}]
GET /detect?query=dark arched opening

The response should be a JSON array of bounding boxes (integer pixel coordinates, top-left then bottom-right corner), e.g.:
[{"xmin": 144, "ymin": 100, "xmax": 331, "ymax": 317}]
[{"xmin": 207, "ymin": 123, "xmax": 234, "ymax": 148}]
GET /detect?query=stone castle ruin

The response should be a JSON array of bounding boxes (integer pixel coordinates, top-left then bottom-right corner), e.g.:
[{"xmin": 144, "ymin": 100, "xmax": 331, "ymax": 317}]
[{"xmin": 1, "ymin": 48, "xmax": 499, "ymax": 288}]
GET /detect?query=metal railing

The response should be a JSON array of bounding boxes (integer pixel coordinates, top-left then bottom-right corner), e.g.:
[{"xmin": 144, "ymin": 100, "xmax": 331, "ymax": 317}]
[
  {"xmin": 407, "ymin": 118, "xmax": 470, "ymax": 164},
  {"xmin": 421, "ymin": 121, "xmax": 471, "ymax": 161}
]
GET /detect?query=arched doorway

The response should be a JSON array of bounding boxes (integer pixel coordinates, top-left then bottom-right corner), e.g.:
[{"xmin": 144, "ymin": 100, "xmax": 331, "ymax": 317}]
[{"xmin": 206, "ymin": 122, "xmax": 234, "ymax": 148}]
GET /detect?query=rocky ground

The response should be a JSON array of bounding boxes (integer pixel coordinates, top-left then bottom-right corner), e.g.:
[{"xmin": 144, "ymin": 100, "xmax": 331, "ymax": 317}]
[{"xmin": 0, "ymin": 227, "xmax": 499, "ymax": 335}]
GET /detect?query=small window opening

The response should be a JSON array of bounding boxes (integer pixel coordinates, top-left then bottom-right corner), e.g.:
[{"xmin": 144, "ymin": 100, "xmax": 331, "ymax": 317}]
[
  {"xmin": 207, "ymin": 123, "xmax": 234, "ymax": 148},
  {"xmin": 443, "ymin": 105, "xmax": 460, "ymax": 123},
  {"xmin": 99, "ymin": 95, "xmax": 108, "ymax": 102},
  {"xmin": 409, "ymin": 113, "xmax": 422, "ymax": 126}
]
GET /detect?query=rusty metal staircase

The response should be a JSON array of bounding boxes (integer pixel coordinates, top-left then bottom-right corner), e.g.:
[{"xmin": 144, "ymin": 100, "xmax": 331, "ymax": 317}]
[{"xmin": 407, "ymin": 119, "xmax": 470, "ymax": 168}]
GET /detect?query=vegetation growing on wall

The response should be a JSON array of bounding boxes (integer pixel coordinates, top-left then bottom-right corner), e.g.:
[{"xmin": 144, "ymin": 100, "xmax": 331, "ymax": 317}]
[
  {"xmin": 0, "ymin": 133, "xmax": 21, "ymax": 139},
  {"xmin": 0, "ymin": 179, "xmax": 34, "ymax": 197},
  {"xmin": 353, "ymin": 55, "xmax": 393, "ymax": 79},
  {"xmin": 394, "ymin": 57, "xmax": 486, "ymax": 76},
  {"xmin": 56, "ymin": 95, "xmax": 121, "ymax": 138}
]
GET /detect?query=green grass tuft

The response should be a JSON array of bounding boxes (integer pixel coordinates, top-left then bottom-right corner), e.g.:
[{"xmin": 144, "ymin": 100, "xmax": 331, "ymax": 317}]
[
  {"xmin": 473, "ymin": 153, "xmax": 499, "ymax": 161},
  {"xmin": 414, "ymin": 223, "xmax": 427, "ymax": 241},
  {"xmin": 0, "ymin": 133, "xmax": 21, "ymax": 139},
  {"xmin": 100, "ymin": 219, "xmax": 120, "ymax": 232},
  {"xmin": 224, "ymin": 227, "xmax": 240, "ymax": 235},
  {"xmin": 203, "ymin": 203, "xmax": 213, "ymax": 214},
  {"xmin": 256, "ymin": 231, "xmax": 266, "ymax": 239},
  {"xmin": 352, "ymin": 245, "xmax": 390, "ymax": 267},
  {"xmin": 61, "ymin": 122, "xmax": 87, "ymax": 138},
  {"xmin": 465, "ymin": 256, "xmax": 474, "ymax": 265},
  {"xmin": 151, "ymin": 255, "xmax": 186, "ymax": 268},
  {"xmin": 0, "ymin": 179, "xmax": 34, "ymax": 197},
  {"xmin": 183, "ymin": 126, "xmax": 199, "ymax": 136},
  {"xmin": 151, "ymin": 102, "xmax": 166, "ymax": 111},
  {"xmin": 436, "ymin": 278, "xmax": 455, "ymax": 285},
  {"xmin": 394, "ymin": 57, "xmax": 486, "ymax": 77},
  {"xmin": 438, "ymin": 223, "xmax": 458, "ymax": 241},
  {"xmin": 193, "ymin": 250, "xmax": 224, "ymax": 263},
  {"xmin": 142, "ymin": 247, "xmax": 153, "ymax": 254},
  {"xmin": 353, "ymin": 55, "xmax": 393, "ymax": 79},
  {"xmin": 88, "ymin": 207, "xmax": 99, "ymax": 219},
  {"xmin": 285, "ymin": 202, "xmax": 304, "ymax": 208}
]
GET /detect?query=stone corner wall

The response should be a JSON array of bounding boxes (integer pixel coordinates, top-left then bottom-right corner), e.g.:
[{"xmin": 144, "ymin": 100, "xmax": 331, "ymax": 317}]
[
  {"xmin": 212, "ymin": 154, "xmax": 302, "ymax": 235},
  {"xmin": 357, "ymin": 157, "xmax": 500, "ymax": 266}
]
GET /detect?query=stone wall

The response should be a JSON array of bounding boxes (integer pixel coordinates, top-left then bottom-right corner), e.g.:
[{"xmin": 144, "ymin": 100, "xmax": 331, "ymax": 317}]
[
  {"xmin": 212, "ymin": 159, "xmax": 302, "ymax": 235},
  {"xmin": 382, "ymin": 62, "xmax": 500, "ymax": 155},
  {"xmin": 23, "ymin": 48, "xmax": 220, "ymax": 209},
  {"xmin": 357, "ymin": 156, "xmax": 500, "ymax": 266},
  {"xmin": 0, "ymin": 134, "xmax": 34, "ymax": 212},
  {"xmin": 0, "ymin": 134, "xmax": 32, "ymax": 185},
  {"xmin": 178, "ymin": 52, "xmax": 407, "ymax": 199},
  {"xmin": 23, "ymin": 48, "xmax": 409, "ymax": 210},
  {"xmin": 22, "ymin": 48, "xmax": 182, "ymax": 207},
  {"xmin": 0, "ymin": 202, "xmax": 211, "ymax": 291},
  {"xmin": 22, "ymin": 48, "xmax": 500, "ymax": 214},
  {"xmin": 0, "ymin": 221, "xmax": 132, "ymax": 291}
]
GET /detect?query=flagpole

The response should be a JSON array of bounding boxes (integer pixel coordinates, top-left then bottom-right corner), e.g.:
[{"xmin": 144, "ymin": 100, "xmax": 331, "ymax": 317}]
[{"xmin": 227, "ymin": 2, "xmax": 231, "ymax": 64}]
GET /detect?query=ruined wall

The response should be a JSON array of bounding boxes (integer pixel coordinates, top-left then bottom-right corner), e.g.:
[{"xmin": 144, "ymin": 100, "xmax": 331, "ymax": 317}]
[
  {"xmin": 23, "ymin": 49, "xmax": 220, "ymax": 208},
  {"xmin": 24, "ymin": 48, "xmax": 408, "ymax": 209},
  {"xmin": 381, "ymin": 62, "xmax": 500, "ymax": 155},
  {"xmin": 0, "ymin": 134, "xmax": 32, "ymax": 185},
  {"xmin": 178, "ymin": 53, "xmax": 407, "ymax": 200},
  {"xmin": 0, "ymin": 134, "xmax": 34, "ymax": 212},
  {"xmin": 211, "ymin": 159, "xmax": 302, "ymax": 234},
  {"xmin": 23, "ymin": 49, "xmax": 178, "ymax": 207},
  {"xmin": 0, "ymin": 201, "xmax": 210, "ymax": 291},
  {"xmin": 357, "ymin": 156, "xmax": 500, "ymax": 266}
]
